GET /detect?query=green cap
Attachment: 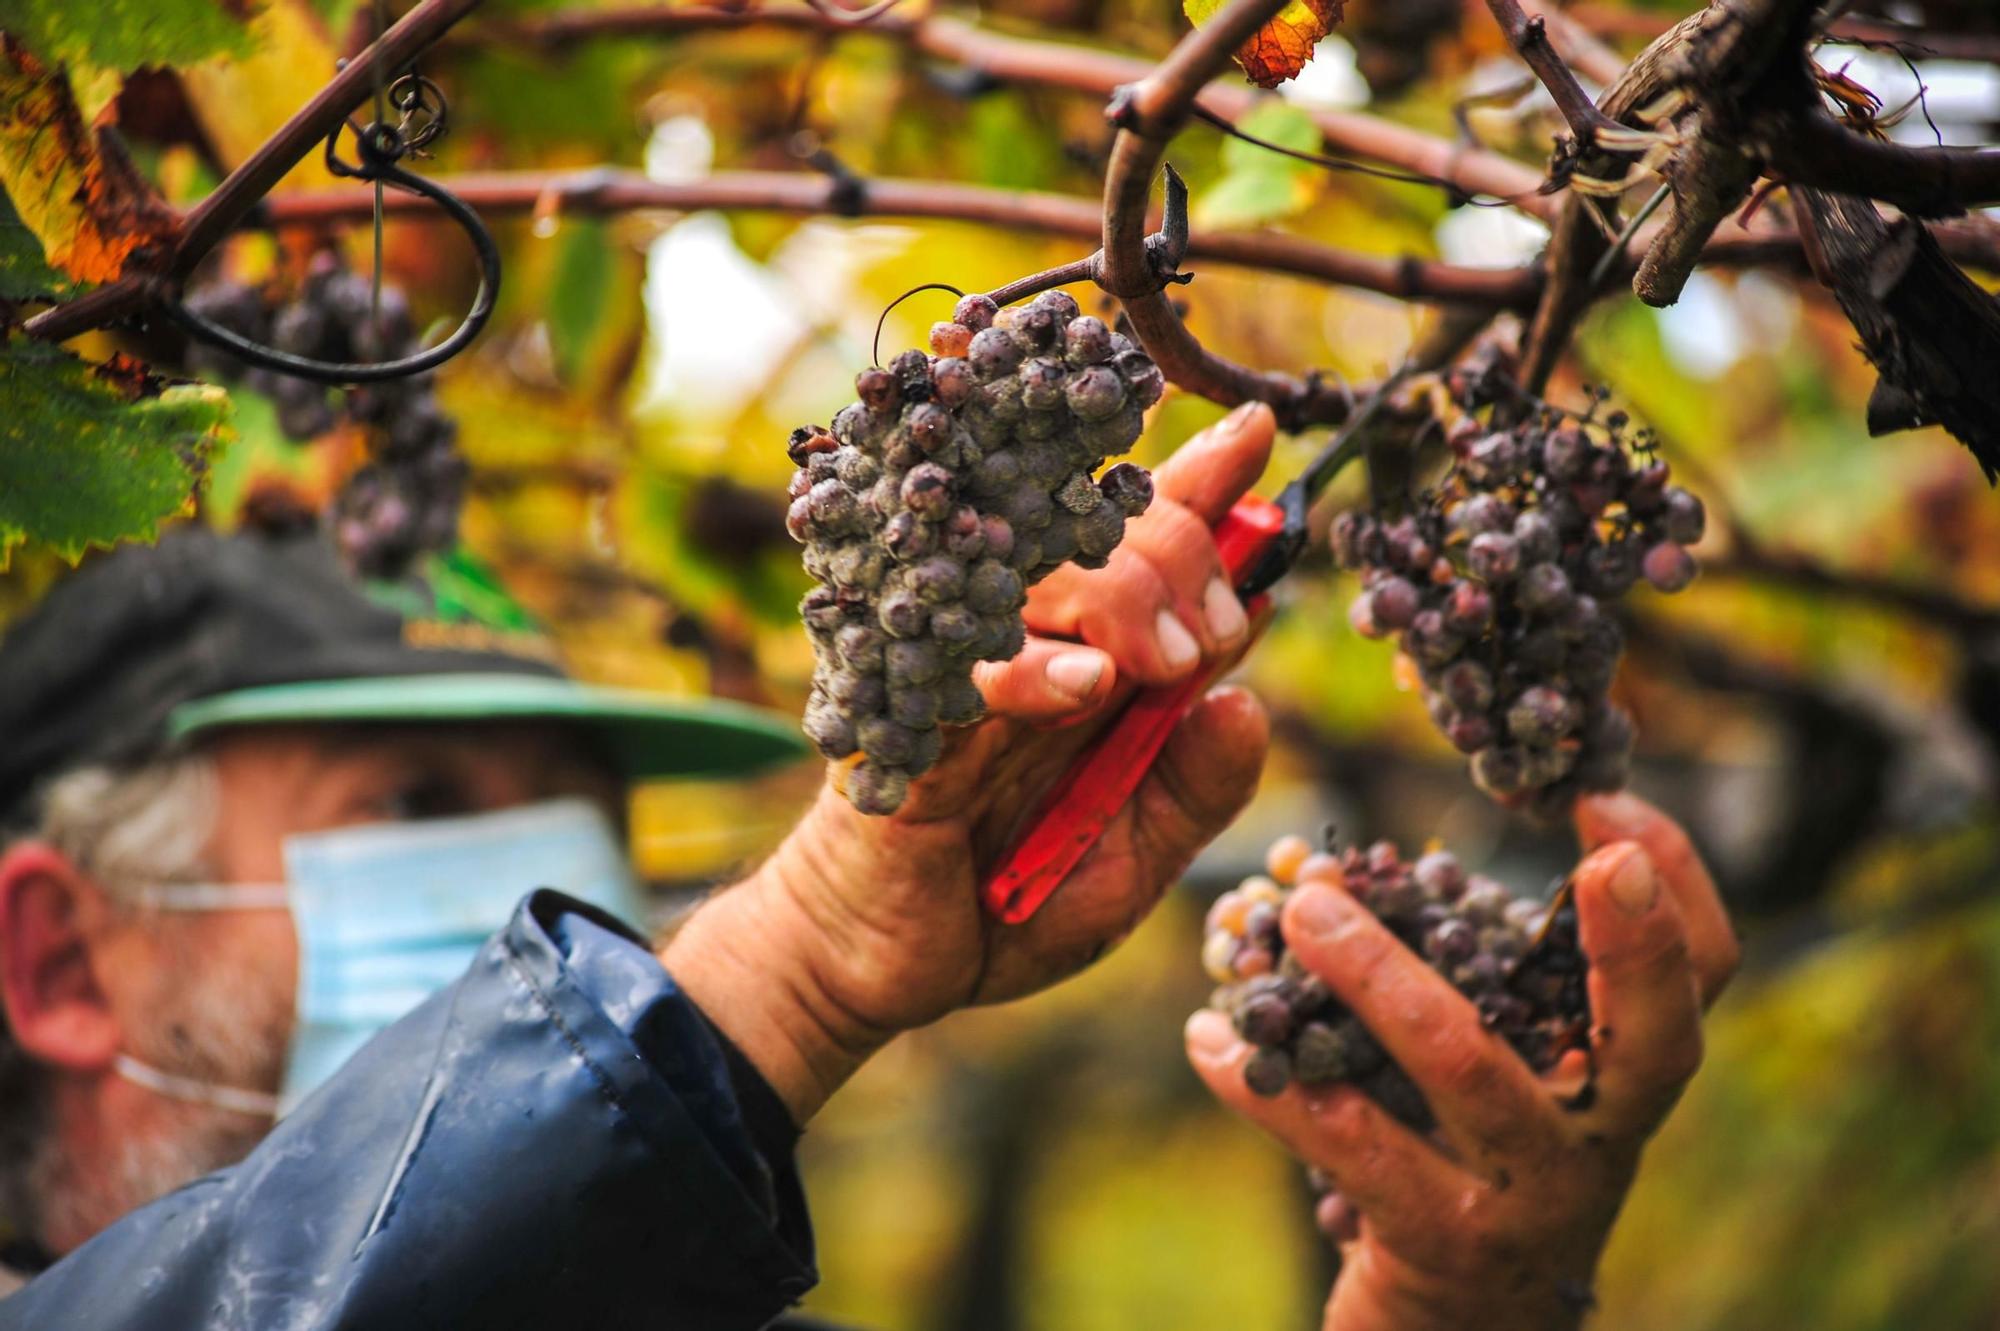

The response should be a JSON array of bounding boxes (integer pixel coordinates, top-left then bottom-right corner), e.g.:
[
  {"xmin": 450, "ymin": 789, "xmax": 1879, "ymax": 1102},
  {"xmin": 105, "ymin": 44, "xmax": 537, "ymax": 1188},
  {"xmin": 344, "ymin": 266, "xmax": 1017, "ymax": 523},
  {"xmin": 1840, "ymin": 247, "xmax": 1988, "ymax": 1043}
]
[
  {"xmin": 0, "ymin": 525, "xmax": 807, "ymax": 809},
  {"xmin": 168, "ymin": 673, "xmax": 808, "ymax": 781}
]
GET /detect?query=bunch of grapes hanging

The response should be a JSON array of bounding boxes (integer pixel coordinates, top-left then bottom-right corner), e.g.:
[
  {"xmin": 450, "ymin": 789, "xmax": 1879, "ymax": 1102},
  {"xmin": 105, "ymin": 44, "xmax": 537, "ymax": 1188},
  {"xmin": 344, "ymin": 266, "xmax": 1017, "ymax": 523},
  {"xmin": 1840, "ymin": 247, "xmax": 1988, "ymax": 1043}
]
[
  {"xmin": 784, "ymin": 289, "xmax": 1165, "ymax": 813},
  {"xmin": 182, "ymin": 252, "xmax": 466, "ymax": 578},
  {"xmin": 1335, "ymin": 402, "xmax": 1704, "ymax": 819}
]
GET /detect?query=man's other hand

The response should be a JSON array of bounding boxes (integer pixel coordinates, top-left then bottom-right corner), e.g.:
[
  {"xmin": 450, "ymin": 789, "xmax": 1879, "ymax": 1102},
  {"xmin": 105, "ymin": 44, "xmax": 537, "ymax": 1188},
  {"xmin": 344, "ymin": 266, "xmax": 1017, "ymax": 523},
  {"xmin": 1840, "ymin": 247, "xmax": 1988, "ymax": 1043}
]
[{"xmin": 1186, "ymin": 793, "xmax": 1738, "ymax": 1331}]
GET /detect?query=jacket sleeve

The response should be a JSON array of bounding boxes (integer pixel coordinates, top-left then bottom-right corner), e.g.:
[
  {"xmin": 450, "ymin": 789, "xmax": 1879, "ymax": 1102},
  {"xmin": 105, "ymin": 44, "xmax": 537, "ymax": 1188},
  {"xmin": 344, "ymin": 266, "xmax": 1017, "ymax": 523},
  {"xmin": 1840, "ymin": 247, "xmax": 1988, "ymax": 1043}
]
[{"xmin": 0, "ymin": 890, "xmax": 818, "ymax": 1331}]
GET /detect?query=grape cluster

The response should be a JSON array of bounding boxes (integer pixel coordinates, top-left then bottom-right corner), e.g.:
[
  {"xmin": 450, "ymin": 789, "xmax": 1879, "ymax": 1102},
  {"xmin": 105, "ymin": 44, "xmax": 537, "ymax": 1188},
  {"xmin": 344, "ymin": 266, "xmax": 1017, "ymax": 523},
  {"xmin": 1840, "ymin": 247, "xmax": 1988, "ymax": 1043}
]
[
  {"xmin": 787, "ymin": 289, "xmax": 1164, "ymax": 814},
  {"xmin": 1334, "ymin": 407, "xmax": 1705, "ymax": 818},
  {"xmin": 1202, "ymin": 834, "xmax": 1588, "ymax": 1134},
  {"xmin": 182, "ymin": 253, "xmax": 465, "ymax": 577}
]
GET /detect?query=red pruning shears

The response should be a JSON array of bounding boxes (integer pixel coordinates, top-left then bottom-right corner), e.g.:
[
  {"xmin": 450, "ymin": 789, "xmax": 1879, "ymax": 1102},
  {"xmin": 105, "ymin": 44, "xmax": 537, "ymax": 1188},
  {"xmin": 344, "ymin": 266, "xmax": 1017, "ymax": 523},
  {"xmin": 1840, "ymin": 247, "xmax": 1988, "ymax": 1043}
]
[{"xmin": 981, "ymin": 371, "xmax": 1411, "ymax": 923}]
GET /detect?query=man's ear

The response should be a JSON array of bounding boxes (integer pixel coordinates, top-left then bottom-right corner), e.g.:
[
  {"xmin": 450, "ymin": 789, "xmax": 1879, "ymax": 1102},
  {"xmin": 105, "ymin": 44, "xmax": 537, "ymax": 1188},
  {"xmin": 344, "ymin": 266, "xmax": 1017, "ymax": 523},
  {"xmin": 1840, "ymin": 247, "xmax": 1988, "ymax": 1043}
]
[{"xmin": 0, "ymin": 843, "xmax": 119, "ymax": 1072}]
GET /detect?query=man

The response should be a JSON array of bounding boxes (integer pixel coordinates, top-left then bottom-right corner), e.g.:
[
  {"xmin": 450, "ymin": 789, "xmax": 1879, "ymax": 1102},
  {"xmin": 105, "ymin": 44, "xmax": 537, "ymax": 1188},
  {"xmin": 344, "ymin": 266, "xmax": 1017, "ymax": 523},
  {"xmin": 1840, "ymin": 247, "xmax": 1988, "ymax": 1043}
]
[{"xmin": 0, "ymin": 403, "xmax": 1731, "ymax": 1328}]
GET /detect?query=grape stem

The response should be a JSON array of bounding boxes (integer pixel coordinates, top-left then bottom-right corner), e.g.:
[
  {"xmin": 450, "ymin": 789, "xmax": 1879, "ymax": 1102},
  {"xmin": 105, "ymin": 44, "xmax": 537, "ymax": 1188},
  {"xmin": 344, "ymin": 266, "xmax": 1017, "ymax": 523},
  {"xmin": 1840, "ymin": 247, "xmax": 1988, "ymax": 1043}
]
[{"xmin": 981, "ymin": 163, "xmax": 1192, "ymax": 310}]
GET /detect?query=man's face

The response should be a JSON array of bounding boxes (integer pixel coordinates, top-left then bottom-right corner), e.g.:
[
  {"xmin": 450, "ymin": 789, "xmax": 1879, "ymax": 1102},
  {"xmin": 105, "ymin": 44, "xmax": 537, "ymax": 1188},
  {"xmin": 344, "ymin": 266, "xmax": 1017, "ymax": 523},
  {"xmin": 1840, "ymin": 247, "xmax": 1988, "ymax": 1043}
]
[{"xmin": 94, "ymin": 721, "xmax": 625, "ymax": 1179}]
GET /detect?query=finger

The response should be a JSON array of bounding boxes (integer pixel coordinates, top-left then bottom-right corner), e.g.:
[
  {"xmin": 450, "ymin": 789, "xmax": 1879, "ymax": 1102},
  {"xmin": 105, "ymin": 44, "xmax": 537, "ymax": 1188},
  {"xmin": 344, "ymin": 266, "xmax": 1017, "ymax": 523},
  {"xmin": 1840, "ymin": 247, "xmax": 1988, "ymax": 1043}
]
[
  {"xmin": 1025, "ymin": 547, "xmax": 1203, "ymax": 686},
  {"xmin": 1152, "ymin": 401, "xmax": 1277, "ymax": 525},
  {"xmin": 975, "ymin": 687, "xmax": 1268, "ymax": 996},
  {"xmin": 1575, "ymin": 792, "xmax": 1739, "ymax": 1005},
  {"xmin": 1571, "ymin": 842, "xmax": 1705, "ymax": 1134},
  {"xmin": 1123, "ymin": 685, "xmax": 1269, "ymax": 893},
  {"xmin": 1280, "ymin": 883, "xmax": 1556, "ymax": 1157},
  {"xmin": 1313, "ymin": 1188, "xmax": 1361, "ymax": 1247},
  {"xmin": 972, "ymin": 639, "xmax": 1116, "ymax": 723},
  {"xmin": 1031, "ymin": 499, "xmax": 1247, "ymax": 663},
  {"xmin": 1185, "ymin": 1009, "xmax": 1464, "ymax": 1240}
]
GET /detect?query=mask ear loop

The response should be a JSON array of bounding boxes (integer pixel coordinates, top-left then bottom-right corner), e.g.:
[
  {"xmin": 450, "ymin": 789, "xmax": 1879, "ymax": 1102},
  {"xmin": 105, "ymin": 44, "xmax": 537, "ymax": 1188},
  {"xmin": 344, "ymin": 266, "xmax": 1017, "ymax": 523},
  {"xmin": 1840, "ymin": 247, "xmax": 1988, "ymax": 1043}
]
[
  {"xmin": 132, "ymin": 884, "xmax": 291, "ymax": 911},
  {"xmin": 113, "ymin": 1055, "xmax": 282, "ymax": 1118}
]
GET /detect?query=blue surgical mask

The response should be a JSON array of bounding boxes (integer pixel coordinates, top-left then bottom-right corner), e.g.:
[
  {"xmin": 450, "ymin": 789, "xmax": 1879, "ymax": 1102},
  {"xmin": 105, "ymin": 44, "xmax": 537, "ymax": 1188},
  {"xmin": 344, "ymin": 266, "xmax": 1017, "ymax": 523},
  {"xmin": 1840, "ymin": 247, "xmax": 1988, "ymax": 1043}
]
[{"xmin": 121, "ymin": 797, "xmax": 648, "ymax": 1118}]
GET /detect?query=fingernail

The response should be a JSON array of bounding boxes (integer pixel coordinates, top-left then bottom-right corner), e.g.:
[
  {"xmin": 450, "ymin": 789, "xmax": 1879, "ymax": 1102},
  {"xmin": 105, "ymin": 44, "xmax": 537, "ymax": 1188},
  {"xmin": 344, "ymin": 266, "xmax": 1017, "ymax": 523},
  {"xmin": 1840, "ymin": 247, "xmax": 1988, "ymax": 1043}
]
[
  {"xmin": 1285, "ymin": 882, "xmax": 1356, "ymax": 940},
  {"xmin": 1185, "ymin": 1009, "xmax": 1237, "ymax": 1059},
  {"xmin": 1156, "ymin": 610, "xmax": 1200, "ymax": 671},
  {"xmin": 1221, "ymin": 400, "xmax": 1261, "ymax": 433},
  {"xmin": 1608, "ymin": 845, "xmax": 1658, "ymax": 917},
  {"xmin": 1580, "ymin": 790, "xmax": 1650, "ymax": 842},
  {"xmin": 1046, "ymin": 650, "xmax": 1104, "ymax": 700},
  {"xmin": 1203, "ymin": 577, "xmax": 1247, "ymax": 642}
]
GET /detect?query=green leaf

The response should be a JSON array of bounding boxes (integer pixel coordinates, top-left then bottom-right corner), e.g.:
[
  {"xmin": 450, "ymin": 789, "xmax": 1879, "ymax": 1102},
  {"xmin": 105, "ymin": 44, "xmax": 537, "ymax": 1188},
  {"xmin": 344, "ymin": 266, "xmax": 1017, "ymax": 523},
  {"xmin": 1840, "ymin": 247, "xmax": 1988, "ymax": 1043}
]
[
  {"xmin": 1194, "ymin": 100, "xmax": 1322, "ymax": 229},
  {"xmin": 197, "ymin": 380, "xmax": 307, "ymax": 523},
  {"xmin": 0, "ymin": 339, "xmax": 233, "ymax": 564},
  {"xmin": 547, "ymin": 220, "xmax": 613, "ymax": 383},
  {"xmin": 2, "ymin": 0, "xmax": 261, "ymax": 74},
  {"xmin": 969, "ymin": 93, "xmax": 1064, "ymax": 193},
  {"xmin": 0, "ymin": 186, "xmax": 79, "ymax": 307},
  {"xmin": 617, "ymin": 468, "xmax": 808, "ymax": 625},
  {"xmin": 303, "ymin": 0, "xmax": 367, "ymax": 35}
]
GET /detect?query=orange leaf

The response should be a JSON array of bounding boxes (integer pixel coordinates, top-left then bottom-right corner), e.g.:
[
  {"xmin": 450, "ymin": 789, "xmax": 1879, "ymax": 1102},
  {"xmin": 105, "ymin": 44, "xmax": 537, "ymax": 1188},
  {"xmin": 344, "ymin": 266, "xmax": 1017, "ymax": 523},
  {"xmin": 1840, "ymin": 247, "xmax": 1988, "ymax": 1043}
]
[
  {"xmin": 0, "ymin": 36, "xmax": 175, "ymax": 285},
  {"xmin": 1184, "ymin": 0, "xmax": 1346, "ymax": 89}
]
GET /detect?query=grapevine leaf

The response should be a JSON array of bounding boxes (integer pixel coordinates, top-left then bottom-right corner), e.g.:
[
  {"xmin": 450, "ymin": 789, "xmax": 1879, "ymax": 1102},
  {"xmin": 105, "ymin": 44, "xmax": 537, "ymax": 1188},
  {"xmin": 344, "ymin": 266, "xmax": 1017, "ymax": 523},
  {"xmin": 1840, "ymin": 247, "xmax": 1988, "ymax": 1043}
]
[
  {"xmin": 547, "ymin": 220, "xmax": 614, "ymax": 383},
  {"xmin": 0, "ymin": 0, "xmax": 260, "ymax": 75},
  {"xmin": 304, "ymin": 0, "xmax": 368, "ymax": 36},
  {"xmin": 0, "ymin": 186, "xmax": 80, "ymax": 308},
  {"xmin": 1194, "ymin": 100, "xmax": 1323, "ymax": 229},
  {"xmin": 0, "ymin": 37, "xmax": 176, "ymax": 284},
  {"xmin": 0, "ymin": 338, "xmax": 233, "ymax": 565},
  {"xmin": 1183, "ymin": 0, "xmax": 1345, "ymax": 89}
]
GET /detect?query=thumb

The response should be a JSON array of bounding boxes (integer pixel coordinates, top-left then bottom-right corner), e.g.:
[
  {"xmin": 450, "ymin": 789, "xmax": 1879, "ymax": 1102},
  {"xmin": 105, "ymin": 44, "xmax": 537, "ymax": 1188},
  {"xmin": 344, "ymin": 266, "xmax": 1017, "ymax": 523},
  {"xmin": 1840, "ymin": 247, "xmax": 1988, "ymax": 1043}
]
[{"xmin": 1152, "ymin": 401, "xmax": 1277, "ymax": 526}]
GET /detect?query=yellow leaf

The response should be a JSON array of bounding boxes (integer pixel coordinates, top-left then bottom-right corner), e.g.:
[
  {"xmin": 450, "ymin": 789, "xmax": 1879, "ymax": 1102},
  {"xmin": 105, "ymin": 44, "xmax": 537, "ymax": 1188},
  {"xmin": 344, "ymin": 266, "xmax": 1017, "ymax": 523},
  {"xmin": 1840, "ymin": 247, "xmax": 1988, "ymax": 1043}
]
[
  {"xmin": 0, "ymin": 36, "xmax": 176, "ymax": 284},
  {"xmin": 178, "ymin": 0, "xmax": 341, "ymax": 191}
]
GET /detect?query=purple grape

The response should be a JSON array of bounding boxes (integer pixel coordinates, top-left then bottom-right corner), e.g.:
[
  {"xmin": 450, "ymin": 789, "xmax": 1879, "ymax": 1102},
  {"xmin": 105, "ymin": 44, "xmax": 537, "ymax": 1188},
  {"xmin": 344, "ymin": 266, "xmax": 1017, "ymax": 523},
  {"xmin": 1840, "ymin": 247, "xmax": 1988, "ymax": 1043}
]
[
  {"xmin": 1369, "ymin": 576, "xmax": 1422, "ymax": 630},
  {"xmin": 1506, "ymin": 686, "xmax": 1578, "ymax": 745},
  {"xmin": 954, "ymin": 294, "xmax": 998, "ymax": 331},
  {"xmin": 1468, "ymin": 532, "xmax": 1522, "ymax": 583},
  {"xmin": 1641, "ymin": 540, "xmax": 1697, "ymax": 592},
  {"xmin": 1099, "ymin": 462, "xmax": 1154, "ymax": 517},
  {"xmin": 1438, "ymin": 660, "xmax": 1495, "ymax": 712}
]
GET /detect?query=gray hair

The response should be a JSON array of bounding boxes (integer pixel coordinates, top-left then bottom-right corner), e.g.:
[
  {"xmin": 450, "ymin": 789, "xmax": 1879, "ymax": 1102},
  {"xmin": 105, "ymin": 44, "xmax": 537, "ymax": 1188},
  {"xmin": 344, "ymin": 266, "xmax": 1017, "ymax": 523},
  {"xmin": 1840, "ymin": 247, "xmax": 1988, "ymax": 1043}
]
[{"xmin": 0, "ymin": 753, "xmax": 218, "ymax": 1245}]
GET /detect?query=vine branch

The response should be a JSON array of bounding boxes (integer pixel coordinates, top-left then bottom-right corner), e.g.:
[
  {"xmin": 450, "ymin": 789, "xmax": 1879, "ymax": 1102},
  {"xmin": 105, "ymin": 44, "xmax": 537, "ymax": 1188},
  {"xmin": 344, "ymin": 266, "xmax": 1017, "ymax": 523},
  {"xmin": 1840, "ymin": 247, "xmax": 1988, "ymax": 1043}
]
[
  {"xmin": 1568, "ymin": 4, "xmax": 2000, "ymax": 66},
  {"xmin": 1097, "ymin": 0, "xmax": 1361, "ymax": 429},
  {"xmin": 248, "ymin": 167, "xmax": 1544, "ymax": 308},
  {"xmin": 1765, "ymin": 121, "xmax": 2000, "ymax": 217},
  {"xmin": 465, "ymin": 5, "xmax": 1557, "ymax": 219},
  {"xmin": 1484, "ymin": 0, "xmax": 1631, "ymax": 150}
]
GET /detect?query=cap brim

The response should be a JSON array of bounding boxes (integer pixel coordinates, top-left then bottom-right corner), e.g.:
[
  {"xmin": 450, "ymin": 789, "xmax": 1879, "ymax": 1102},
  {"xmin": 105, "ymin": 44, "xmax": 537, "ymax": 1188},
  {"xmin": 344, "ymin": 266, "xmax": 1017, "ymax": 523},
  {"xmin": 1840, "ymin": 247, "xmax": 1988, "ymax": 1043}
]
[{"xmin": 166, "ymin": 673, "xmax": 810, "ymax": 781}]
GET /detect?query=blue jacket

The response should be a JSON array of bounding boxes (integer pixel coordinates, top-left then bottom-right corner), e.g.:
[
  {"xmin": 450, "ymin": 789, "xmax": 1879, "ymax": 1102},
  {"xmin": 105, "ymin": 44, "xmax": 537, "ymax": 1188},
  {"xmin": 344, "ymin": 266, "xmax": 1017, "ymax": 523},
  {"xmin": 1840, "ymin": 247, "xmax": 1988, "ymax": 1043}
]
[{"xmin": 0, "ymin": 891, "xmax": 821, "ymax": 1329}]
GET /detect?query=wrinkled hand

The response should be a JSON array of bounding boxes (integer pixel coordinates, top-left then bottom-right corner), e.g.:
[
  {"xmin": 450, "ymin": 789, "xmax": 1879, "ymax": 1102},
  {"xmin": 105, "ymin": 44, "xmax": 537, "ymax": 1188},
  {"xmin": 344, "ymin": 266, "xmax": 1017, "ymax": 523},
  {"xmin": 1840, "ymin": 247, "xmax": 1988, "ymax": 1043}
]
[
  {"xmin": 670, "ymin": 403, "xmax": 1277, "ymax": 1121},
  {"xmin": 1186, "ymin": 793, "xmax": 1738, "ymax": 1331}
]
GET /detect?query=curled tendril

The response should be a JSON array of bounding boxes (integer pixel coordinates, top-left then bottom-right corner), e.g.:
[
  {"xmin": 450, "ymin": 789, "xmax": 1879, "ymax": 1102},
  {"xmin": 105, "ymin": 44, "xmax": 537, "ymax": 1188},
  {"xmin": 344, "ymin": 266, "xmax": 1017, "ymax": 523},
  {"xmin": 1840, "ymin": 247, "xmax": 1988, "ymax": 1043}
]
[{"xmin": 872, "ymin": 281, "xmax": 964, "ymax": 365}]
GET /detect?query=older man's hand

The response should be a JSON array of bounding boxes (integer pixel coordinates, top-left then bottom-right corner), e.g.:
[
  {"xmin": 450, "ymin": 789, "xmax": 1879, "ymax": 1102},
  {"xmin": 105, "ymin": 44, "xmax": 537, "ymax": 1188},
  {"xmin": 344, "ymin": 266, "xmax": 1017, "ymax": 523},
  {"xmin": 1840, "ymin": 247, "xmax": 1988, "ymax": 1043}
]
[
  {"xmin": 1185, "ymin": 794, "xmax": 1739, "ymax": 1331},
  {"xmin": 669, "ymin": 403, "xmax": 1275, "ymax": 1121}
]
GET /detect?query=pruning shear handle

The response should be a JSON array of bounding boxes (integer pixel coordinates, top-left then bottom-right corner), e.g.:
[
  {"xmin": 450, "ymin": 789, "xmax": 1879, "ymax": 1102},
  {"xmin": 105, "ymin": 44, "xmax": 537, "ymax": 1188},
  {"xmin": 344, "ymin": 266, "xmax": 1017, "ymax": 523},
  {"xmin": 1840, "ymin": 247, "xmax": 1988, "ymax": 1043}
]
[{"xmin": 979, "ymin": 494, "xmax": 1288, "ymax": 924}]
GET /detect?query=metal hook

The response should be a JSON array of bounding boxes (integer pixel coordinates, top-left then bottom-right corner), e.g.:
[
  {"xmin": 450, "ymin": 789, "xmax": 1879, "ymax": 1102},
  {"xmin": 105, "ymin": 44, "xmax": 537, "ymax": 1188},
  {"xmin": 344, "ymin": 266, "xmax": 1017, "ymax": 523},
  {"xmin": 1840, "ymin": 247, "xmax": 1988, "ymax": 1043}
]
[{"xmin": 163, "ymin": 118, "xmax": 500, "ymax": 386}]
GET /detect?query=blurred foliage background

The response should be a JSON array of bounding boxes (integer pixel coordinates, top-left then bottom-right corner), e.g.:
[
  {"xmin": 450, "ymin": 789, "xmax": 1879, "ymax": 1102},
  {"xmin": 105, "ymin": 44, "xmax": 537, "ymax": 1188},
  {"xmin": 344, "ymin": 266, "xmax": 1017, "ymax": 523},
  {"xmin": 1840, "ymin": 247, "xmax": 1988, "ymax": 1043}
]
[{"xmin": 6, "ymin": 0, "xmax": 2000, "ymax": 1326}]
